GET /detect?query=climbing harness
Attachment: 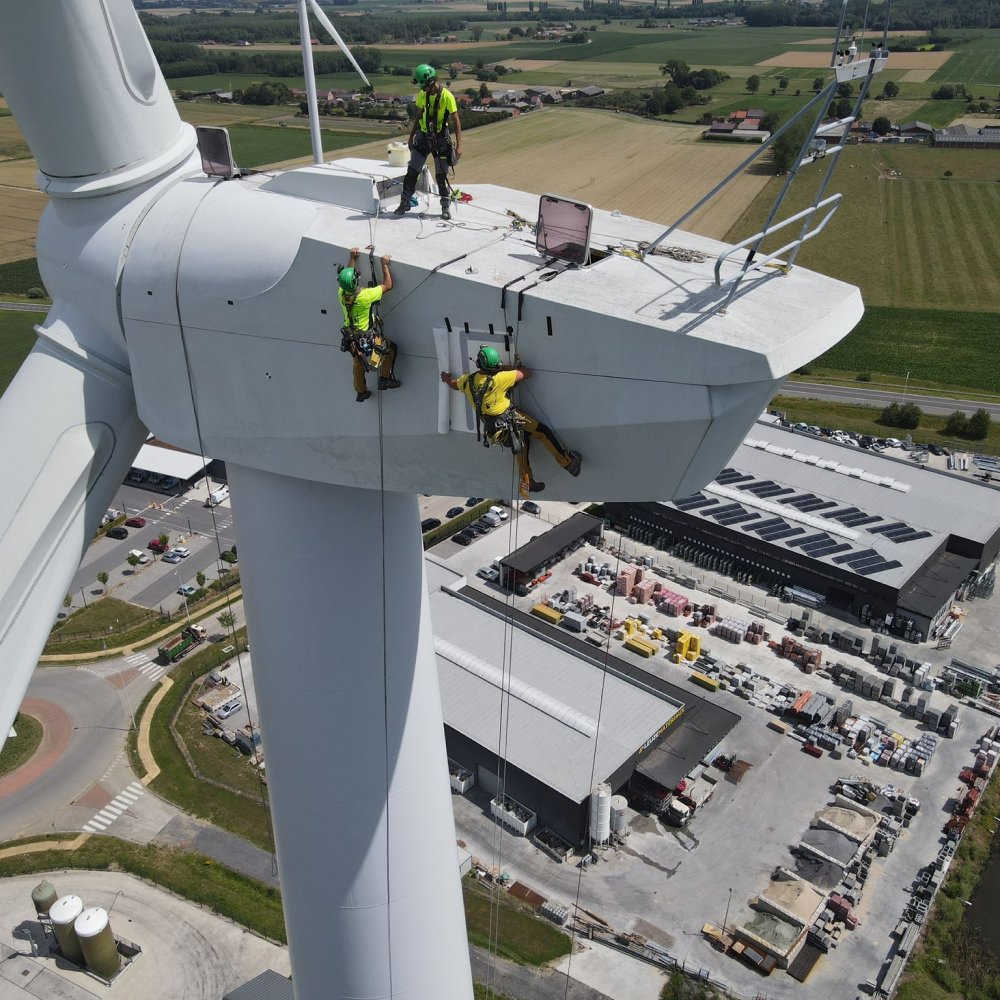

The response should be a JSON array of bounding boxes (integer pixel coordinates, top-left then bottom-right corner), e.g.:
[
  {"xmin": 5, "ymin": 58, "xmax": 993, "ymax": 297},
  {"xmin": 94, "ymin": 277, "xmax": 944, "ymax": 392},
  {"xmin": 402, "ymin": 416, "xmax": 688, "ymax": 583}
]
[
  {"xmin": 468, "ymin": 370, "xmax": 524, "ymax": 455},
  {"xmin": 340, "ymin": 247, "xmax": 393, "ymax": 375}
]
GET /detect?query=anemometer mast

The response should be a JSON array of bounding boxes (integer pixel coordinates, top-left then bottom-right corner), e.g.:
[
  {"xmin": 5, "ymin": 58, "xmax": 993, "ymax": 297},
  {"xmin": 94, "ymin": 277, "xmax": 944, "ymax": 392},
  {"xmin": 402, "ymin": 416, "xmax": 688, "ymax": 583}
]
[{"xmin": 0, "ymin": 2, "xmax": 870, "ymax": 998}]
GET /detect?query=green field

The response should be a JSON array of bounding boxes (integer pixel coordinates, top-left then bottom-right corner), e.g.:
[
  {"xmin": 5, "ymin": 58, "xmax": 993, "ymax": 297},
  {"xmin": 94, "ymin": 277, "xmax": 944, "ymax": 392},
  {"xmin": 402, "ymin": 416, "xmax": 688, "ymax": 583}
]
[
  {"xmin": 225, "ymin": 123, "xmax": 370, "ymax": 167},
  {"xmin": 930, "ymin": 30, "xmax": 1000, "ymax": 85},
  {"xmin": 818, "ymin": 307, "xmax": 1000, "ymax": 394},
  {"xmin": 907, "ymin": 98, "xmax": 971, "ymax": 127},
  {"xmin": 726, "ymin": 145, "xmax": 1000, "ymax": 312},
  {"xmin": 0, "ymin": 309, "xmax": 39, "ymax": 397},
  {"xmin": 0, "ymin": 257, "xmax": 45, "ymax": 297}
]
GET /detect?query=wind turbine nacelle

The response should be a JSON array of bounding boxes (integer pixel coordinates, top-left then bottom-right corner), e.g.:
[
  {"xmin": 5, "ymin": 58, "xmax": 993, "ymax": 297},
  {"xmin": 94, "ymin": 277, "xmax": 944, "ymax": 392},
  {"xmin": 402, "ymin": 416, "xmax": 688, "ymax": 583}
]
[{"xmin": 111, "ymin": 163, "xmax": 862, "ymax": 501}]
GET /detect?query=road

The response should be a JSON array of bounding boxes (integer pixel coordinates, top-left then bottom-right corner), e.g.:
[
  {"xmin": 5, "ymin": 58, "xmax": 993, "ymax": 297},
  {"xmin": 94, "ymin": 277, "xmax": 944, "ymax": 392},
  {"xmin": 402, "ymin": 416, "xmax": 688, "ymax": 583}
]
[
  {"xmin": 781, "ymin": 379, "xmax": 1000, "ymax": 419},
  {"xmin": 0, "ymin": 301, "xmax": 48, "ymax": 312}
]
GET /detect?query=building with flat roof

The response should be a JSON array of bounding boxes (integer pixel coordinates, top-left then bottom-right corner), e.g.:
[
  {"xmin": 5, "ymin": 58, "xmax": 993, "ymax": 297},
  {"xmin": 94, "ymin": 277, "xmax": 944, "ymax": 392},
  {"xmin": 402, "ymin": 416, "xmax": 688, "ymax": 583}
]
[
  {"xmin": 607, "ymin": 422, "xmax": 1000, "ymax": 643},
  {"xmin": 498, "ymin": 511, "xmax": 603, "ymax": 590},
  {"xmin": 223, "ymin": 970, "xmax": 294, "ymax": 1000},
  {"xmin": 429, "ymin": 561, "xmax": 683, "ymax": 846}
]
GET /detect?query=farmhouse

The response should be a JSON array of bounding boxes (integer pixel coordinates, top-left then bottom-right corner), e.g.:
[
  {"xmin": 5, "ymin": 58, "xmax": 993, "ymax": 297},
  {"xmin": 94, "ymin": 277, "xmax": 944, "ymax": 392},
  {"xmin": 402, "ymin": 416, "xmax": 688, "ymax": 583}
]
[
  {"xmin": 573, "ymin": 85, "xmax": 606, "ymax": 98},
  {"xmin": 898, "ymin": 120, "xmax": 933, "ymax": 138}
]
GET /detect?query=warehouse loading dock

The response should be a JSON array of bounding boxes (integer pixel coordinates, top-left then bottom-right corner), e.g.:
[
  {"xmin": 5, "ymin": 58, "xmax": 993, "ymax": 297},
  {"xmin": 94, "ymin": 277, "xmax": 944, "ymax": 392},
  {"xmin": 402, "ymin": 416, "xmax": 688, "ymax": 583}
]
[{"xmin": 499, "ymin": 512, "xmax": 604, "ymax": 591}]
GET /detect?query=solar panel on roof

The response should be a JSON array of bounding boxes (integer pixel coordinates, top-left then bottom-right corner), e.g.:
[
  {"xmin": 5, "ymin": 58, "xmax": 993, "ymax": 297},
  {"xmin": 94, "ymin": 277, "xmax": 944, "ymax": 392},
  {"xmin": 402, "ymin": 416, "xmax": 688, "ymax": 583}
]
[
  {"xmin": 753, "ymin": 485, "xmax": 793, "ymax": 499},
  {"xmin": 675, "ymin": 496, "xmax": 718, "ymax": 511},
  {"xmin": 904, "ymin": 530, "xmax": 932, "ymax": 542},
  {"xmin": 779, "ymin": 494, "xmax": 816, "ymax": 506},
  {"xmin": 856, "ymin": 559, "xmax": 903, "ymax": 577},
  {"xmin": 743, "ymin": 479, "xmax": 776, "ymax": 491},
  {"xmin": 820, "ymin": 543, "xmax": 852, "ymax": 558},
  {"xmin": 840, "ymin": 513, "xmax": 882, "ymax": 528},
  {"xmin": 823, "ymin": 507, "xmax": 860, "ymax": 520},
  {"xmin": 706, "ymin": 503, "xmax": 743, "ymax": 519},
  {"xmin": 803, "ymin": 539, "xmax": 839, "ymax": 555},
  {"xmin": 746, "ymin": 517, "xmax": 785, "ymax": 533},
  {"xmin": 834, "ymin": 548, "xmax": 879, "ymax": 565},
  {"xmin": 796, "ymin": 499, "xmax": 838, "ymax": 513},
  {"xmin": 786, "ymin": 533, "xmax": 829, "ymax": 548},
  {"xmin": 717, "ymin": 511, "xmax": 761, "ymax": 526},
  {"xmin": 883, "ymin": 527, "xmax": 918, "ymax": 540},
  {"xmin": 867, "ymin": 521, "xmax": 907, "ymax": 535},
  {"xmin": 852, "ymin": 554, "xmax": 890, "ymax": 571},
  {"xmin": 716, "ymin": 471, "xmax": 753, "ymax": 485},
  {"xmin": 761, "ymin": 526, "xmax": 806, "ymax": 542}
]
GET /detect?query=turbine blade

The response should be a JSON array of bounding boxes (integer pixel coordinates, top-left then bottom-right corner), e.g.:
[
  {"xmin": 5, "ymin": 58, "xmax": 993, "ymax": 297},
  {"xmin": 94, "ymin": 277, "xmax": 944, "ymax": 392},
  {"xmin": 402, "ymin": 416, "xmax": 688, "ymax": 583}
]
[
  {"xmin": 307, "ymin": 0, "xmax": 372, "ymax": 88},
  {"xmin": 0, "ymin": 339, "xmax": 146, "ymax": 753}
]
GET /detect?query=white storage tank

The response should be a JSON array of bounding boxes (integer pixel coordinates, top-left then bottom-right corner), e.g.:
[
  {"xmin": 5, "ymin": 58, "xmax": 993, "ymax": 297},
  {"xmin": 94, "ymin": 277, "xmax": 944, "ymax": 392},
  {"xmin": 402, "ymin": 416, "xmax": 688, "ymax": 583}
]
[
  {"xmin": 589, "ymin": 782, "xmax": 612, "ymax": 844},
  {"xmin": 49, "ymin": 894, "xmax": 85, "ymax": 964},
  {"xmin": 610, "ymin": 794, "xmax": 629, "ymax": 834},
  {"xmin": 75, "ymin": 907, "xmax": 120, "ymax": 980}
]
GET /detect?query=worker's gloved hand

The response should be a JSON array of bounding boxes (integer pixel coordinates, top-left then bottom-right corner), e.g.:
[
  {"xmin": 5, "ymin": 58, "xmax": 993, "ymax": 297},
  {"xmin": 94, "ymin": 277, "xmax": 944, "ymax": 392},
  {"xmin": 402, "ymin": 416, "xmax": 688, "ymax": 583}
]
[{"xmin": 440, "ymin": 371, "xmax": 452, "ymax": 383}]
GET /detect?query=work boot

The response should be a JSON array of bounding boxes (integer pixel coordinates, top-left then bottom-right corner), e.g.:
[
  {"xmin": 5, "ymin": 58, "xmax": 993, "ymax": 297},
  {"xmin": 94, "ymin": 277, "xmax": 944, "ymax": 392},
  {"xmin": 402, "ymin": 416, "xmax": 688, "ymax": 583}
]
[
  {"xmin": 565, "ymin": 451, "xmax": 582, "ymax": 477},
  {"xmin": 520, "ymin": 475, "xmax": 545, "ymax": 499},
  {"xmin": 441, "ymin": 203, "xmax": 452, "ymax": 221},
  {"xmin": 356, "ymin": 390, "xmax": 372, "ymax": 402},
  {"xmin": 378, "ymin": 376, "xmax": 401, "ymax": 390},
  {"xmin": 393, "ymin": 199, "xmax": 411, "ymax": 216}
]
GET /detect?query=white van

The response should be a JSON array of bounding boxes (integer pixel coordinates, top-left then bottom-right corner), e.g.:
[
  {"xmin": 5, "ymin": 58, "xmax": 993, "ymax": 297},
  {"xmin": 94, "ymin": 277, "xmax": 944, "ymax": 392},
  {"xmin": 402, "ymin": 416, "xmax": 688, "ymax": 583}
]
[
  {"xmin": 489, "ymin": 505, "xmax": 509, "ymax": 521},
  {"xmin": 480, "ymin": 512, "xmax": 502, "ymax": 528},
  {"xmin": 206, "ymin": 485, "xmax": 229, "ymax": 507}
]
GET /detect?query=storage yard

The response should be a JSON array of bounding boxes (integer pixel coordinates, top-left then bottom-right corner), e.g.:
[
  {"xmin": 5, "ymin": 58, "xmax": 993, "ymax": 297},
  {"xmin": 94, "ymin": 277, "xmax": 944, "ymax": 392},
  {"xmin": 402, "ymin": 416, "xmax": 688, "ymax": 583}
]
[{"xmin": 434, "ymin": 484, "xmax": 1000, "ymax": 997}]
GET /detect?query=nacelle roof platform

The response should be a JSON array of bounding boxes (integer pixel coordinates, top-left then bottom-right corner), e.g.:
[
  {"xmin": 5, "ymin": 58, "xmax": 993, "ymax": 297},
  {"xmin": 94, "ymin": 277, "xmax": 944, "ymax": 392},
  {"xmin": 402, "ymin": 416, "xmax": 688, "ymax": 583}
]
[{"xmin": 100, "ymin": 157, "xmax": 863, "ymax": 501}]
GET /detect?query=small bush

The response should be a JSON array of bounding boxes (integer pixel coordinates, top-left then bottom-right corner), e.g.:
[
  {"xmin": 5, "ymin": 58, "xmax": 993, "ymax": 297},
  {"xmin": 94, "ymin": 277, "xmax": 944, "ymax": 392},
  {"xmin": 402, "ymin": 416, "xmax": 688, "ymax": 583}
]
[
  {"xmin": 856, "ymin": 372, "xmax": 872, "ymax": 382},
  {"xmin": 26, "ymin": 287, "xmax": 46, "ymax": 299}
]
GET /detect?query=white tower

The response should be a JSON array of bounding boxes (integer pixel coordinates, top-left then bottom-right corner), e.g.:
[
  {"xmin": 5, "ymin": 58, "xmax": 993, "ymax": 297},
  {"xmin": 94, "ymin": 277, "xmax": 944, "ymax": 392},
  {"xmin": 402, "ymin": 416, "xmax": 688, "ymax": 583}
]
[{"xmin": 0, "ymin": 3, "xmax": 864, "ymax": 998}]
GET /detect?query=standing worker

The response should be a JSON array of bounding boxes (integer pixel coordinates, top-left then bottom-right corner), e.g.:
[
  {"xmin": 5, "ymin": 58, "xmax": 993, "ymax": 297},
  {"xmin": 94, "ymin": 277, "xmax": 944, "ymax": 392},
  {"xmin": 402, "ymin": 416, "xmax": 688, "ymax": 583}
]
[
  {"xmin": 395, "ymin": 64, "xmax": 463, "ymax": 221},
  {"xmin": 441, "ymin": 347, "xmax": 581, "ymax": 498},
  {"xmin": 339, "ymin": 247, "xmax": 400, "ymax": 402}
]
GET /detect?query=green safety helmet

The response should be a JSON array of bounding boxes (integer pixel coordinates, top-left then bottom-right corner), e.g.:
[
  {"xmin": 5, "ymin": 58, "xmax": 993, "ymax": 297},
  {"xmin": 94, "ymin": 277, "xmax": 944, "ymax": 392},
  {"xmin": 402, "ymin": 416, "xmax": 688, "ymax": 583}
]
[
  {"xmin": 412, "ymin": 64, "xmax": 437, "ymax": 87},
  {"xmin": 476, "ymin": 346, "xmax": 501, "ymax": 371},
  {"xmin": 338, "ymin": 266, "xmax": 359, "ymax": 293}
]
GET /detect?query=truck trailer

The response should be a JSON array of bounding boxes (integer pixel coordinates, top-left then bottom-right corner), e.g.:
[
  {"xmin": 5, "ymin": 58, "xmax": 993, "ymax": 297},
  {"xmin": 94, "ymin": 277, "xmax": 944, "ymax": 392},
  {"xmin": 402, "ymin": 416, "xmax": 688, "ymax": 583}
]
[{"xmin": 157, "ymin": 623, "xmax": 208, "ymax": 662}]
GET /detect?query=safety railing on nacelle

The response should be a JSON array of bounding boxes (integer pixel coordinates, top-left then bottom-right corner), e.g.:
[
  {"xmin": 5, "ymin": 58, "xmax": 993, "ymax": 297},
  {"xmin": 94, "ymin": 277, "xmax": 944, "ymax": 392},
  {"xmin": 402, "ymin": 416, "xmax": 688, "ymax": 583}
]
[{"xmin": 713, "ymin": 194, "xmax": 842, "ymax": 288}]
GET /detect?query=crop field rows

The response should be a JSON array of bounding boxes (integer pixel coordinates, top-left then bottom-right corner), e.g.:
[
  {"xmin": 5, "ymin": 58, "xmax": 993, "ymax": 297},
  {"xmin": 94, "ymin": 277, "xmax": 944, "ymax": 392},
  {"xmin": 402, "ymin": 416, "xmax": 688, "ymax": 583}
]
[{"xmin": 0, "ymin": 188, "xmax": 45, "ymax": 265}]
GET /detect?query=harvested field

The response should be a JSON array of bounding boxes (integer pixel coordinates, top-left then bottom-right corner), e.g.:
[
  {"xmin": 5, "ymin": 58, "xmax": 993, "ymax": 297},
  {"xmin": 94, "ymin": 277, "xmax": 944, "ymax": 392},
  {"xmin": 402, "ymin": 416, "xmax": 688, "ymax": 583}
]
[
  {"xmin": 265, "ymin": 108, "xmax": 771, "ymax": 239},
  {"xmin": 0, "ymin": 158, "xmax": 39, "ymax": 189},
  {"xmin": 790, "ymin": 37, "xmax": 839, "ymax": 46},
  {"xmin": 175, "ymin": 102, "xmax": 289, "ymax": 127},
  {"xmin": 758, "ymin": 51, "xmax": 953, "ymax": 69},
  {"xmin": 497, "ymin": 58, "xmax": 565, "ymax": 71},
  {"xmin": 901, "ymin": 69, "xmax": 936, "ymax": 82},
  {"xmin": 0, "ymin": 117, "xmax": 30, "ymax": 159},
  {"xmin": 0, "ymin": 188, "xmax": 45, "ymax": 264}
]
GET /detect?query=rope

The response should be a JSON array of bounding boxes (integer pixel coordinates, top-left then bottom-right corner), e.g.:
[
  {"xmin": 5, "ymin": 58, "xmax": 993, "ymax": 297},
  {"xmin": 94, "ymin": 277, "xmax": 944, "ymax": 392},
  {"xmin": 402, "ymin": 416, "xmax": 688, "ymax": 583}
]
[
  {"xmin": 561, "ymin": 530, "xmax": 623, "ymax": 1000},
  {"xmin": 170, "ymin": 179, "xmax": 277, "ymax": 872},
  {"xmin": 635, "ymin": 241, "xmax": 710, "ymax": 263}
]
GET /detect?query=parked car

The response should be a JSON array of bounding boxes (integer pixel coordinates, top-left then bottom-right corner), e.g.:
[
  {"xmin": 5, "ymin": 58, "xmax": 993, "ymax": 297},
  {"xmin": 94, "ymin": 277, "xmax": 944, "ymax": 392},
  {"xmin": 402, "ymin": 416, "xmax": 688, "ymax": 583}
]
[
  {"xmin": 420, "ymin": 518, "xmax": 441, "ymax": 533},
  {"xmin": 489, "ymin": 505, "xmax": 509, "ymax": 521},
  {"xmin": 172, "ymin": 546, "xmax": 190, "ymax": 558},
  {"xmin": 125, "ymin": 516, "xmax": 147, "ymax": 528},
  {"xmin": 177, "ymin": 584, "xmax": 196, "ymax": 596},
  {"xmin": 128, "ymin": 549, "xmax": 150, "ymax": 565},
  {"xmin": 216, "ymin": 700, "xmax": 242, "ymax": 720},
  {"xmin": 446, "ymin": 506, "xmax": 464, "ymax": 518},
  {"xmin": 163, "ymin": 551, "xmax": 183, "ymax": 564},
  {"xmin": 161, "ymin": 477, "xmax": 179, "ymax": 491},
  {"xmin": 885, "ymin": 437, "xmax": 903, "ymax": 448},
  {"xmin": 464, "ymin": 523, "xmax": 484, "ymax": 537},
  {"xmin": 465, "ymin": 497, "xmax": 484, "ymax": 507},
  {"xmin": 929, "ymin": 444, "xmax": 947, "ymax": 457},
  {"xmin": 521, "ymin": 500, "xmax": 542, "ymax": 515},
  {"xmin": 105, "ymin": 526, "xmax": 128, "ymax": 540},
  {"xmin": 452, "ymin": 532, "xmax": 473, "ymax": 546},
  {"xmin": 477, "ymin": 566, "xmax": 500, "ymax": 582},
  {"xmin": 148, "ymin": 538, "xmax": 169, "ymax": 552}
]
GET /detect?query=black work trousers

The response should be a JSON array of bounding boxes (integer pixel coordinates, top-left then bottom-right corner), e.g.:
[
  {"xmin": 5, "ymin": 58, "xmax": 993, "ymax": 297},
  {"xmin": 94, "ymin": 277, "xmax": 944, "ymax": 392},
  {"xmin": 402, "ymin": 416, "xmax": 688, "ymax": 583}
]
[{"xmin": 402, "ymin": 128, "xmax": 451, "ymax": 209}]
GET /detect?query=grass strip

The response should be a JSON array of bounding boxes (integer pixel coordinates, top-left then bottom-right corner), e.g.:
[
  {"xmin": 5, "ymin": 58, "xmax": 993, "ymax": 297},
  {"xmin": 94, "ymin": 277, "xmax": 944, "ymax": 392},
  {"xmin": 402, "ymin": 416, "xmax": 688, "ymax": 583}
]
[
  {"xmin": 143, "ymin": 630, "xmax": 276, "ymax": 852},
  {"xmin": 0, "ymin": 835, "xmax": 286, "ymax": 943},
  {"xmin": 463, "ymin": 880, "xmax": 571, "ymax": 966},
  {"xmin": 897, "ymin": 762, "xmax": 1000, "ymax": 1000},
  {"xmin": 770, "ymin": 395, "xmax": 1000, "ymax": 456},
  {"xmin": 0, "ymin": 308, "xmax": 40, "ymax": 398},
  {"xmin": 0, "ymin": 714, "xmax": 43, "ymax": 780}
]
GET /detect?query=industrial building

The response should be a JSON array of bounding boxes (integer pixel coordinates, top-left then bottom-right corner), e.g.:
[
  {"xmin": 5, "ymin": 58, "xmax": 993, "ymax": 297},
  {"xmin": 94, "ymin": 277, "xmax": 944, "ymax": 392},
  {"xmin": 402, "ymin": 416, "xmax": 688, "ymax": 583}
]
[
  {"xmin": 498, "ymin": 511, "xmax": 603, "ymax": 591},
  {"xmin": 429, "ymin": 560, "xmax": 685, "ymax": 847},
  {"xmin": 607, "ymin": 422, "xmax": 1000, "ymax": 643},
  {"xmin": 128, "ymin": 437, "xmax": 215, "ymax": 488}
]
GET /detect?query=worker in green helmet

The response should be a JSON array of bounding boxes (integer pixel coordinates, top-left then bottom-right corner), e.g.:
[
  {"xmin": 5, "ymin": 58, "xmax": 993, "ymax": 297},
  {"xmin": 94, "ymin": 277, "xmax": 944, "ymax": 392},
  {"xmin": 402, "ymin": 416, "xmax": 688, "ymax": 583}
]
[
  {"xmin": 395, "ymin": 64, "xmax": 462, "ymax": 221},
  {"xmin": 338, "ymin": 247, "xmax": 399, "ymax": 402},
  {"xmin": 441, "ymin": 346, "xmax": 581, "ymax": 498}
]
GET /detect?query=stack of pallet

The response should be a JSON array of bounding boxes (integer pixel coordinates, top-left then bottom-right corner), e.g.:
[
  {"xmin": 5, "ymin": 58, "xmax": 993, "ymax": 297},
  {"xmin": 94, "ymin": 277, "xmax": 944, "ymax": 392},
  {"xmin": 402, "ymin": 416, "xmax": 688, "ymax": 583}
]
[
  {"xmin": 712, "ymin": 616, "xmax": 751, "ymax": 643},
  {"xmin": 655, "ymin": 588, "xmax": 690, "ymax": 617},
  {"xmin": 745, "ymin": 621, "xmax": 767, "ymax": 645},
  {"xmin": 616, "ymin": 565, "xmax": 639, "ymax": 596},
  {"xmin": 633, "ymin": 577, "xmax": 658, "ymax": 604},
  {"xmin": 772, "ymin": 636, "xmax": 823, "ymax": 670}
]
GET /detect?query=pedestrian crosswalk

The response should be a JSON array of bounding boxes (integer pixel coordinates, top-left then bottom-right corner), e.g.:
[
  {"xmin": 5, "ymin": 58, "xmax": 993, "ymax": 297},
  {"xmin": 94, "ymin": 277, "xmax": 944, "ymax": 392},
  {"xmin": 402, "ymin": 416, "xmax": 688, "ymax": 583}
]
[
  {"xmin": 124, "ymin": 651, "xmax": 166, "ymax": 685},
  {"xmin": 81, "ymin": 782, "xmax": 144, "ymax": 834}
]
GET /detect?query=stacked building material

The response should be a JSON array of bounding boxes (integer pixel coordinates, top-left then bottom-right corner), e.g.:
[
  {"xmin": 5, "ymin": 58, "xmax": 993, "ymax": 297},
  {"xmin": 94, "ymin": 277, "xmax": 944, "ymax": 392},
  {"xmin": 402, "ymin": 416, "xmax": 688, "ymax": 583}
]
[
  {"xmin": 773, "ymin": 636, "xmax": 823, "ymax": 670},
  {"xmin": 634, "ymin": 577, "xmax": 659, "ymax": 604},
  {"xmin": 616, "ymin": 565, "xmax": 638, "ymax": 596},
  {"xmin": 713, "ymin": 616, "xmax": 751, "ymax": 643},
  {"xmin": 655, "ymin": 588, "xmax": 690, "ymax": 617}
]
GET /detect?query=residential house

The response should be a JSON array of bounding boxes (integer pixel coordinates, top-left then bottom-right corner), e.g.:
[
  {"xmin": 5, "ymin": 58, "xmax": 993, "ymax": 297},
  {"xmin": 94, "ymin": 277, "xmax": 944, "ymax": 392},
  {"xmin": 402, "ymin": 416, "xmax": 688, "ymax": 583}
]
[
  {"xmin": 539, "ymin": 91, "xmax": 562, "ymax": 104},
  {"xmin": 525, "ymin": 86, "xmax": 551, "ymax": 97}
]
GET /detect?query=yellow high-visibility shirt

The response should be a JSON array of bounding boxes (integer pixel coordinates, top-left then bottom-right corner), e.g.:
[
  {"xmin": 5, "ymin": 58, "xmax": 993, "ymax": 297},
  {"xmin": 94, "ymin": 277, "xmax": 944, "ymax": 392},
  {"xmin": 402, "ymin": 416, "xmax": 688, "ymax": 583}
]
[
  {"xmin": 339, "ymin": 285, "xmax": 382, "ymax": 332},
  {"xmin": 457, "ymin": 370, "xmax": 518, "ymax": 416},
  {"xmin": 416, "ymin": 86, "xmax": 458, "ymax": 133}
]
